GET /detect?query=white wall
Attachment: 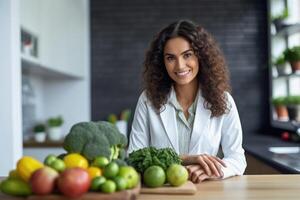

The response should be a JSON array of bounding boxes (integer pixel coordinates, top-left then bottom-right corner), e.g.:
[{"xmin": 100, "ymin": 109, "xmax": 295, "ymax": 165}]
[
  {"xmin": 24, "ymin": 148, "xmax": 65, "ymax": 162},
  {"xmin": 23, "ymin": 0, "xmax": 91, "ymax": 158},
  {"xmin": 0, "ymin": 0, "xmax": 23, "ymax": 176}
]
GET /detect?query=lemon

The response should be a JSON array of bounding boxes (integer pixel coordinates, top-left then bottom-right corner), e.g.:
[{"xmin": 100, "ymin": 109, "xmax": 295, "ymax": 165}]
[{"xmin": 63, "ymin": 153, "xmax": 88, "ymax": 169}]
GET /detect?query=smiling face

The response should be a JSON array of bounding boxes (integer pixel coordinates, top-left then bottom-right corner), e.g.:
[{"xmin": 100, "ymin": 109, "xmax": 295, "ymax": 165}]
[{"xmin": 163, "ymin": 37, "xmax": 199, "ymax": 87}]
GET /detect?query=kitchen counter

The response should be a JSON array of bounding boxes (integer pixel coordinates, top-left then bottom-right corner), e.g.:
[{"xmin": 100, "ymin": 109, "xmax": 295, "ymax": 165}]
[
  {"xmin": 244, "ymin": 133, "xmax": 300, "ymax": 173},
  {"xmin": 138, "ymin": 175, "xmax": 300, "ymax": 200},
  {"xmin": 1, "ymin": 175, "xmax": 300, "ymax": 199}
]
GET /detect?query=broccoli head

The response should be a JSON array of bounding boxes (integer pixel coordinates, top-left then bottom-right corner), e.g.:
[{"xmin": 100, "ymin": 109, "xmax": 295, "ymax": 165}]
[{"xmin": 63, "ymin": 121, "xmax": 128, "ymax": 161}]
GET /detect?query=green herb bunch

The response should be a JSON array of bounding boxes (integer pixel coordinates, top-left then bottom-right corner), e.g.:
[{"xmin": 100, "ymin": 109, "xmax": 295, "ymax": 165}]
[{"xmin": 127, "ymin": 147, "xmax": 181, "ymax": 174}]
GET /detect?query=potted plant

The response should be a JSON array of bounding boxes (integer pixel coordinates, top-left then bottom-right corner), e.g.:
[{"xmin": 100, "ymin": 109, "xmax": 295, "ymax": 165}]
[
  {"xmin": 47, "ymin": 116, "xmax": 64, "ymax": 141},
  {"xmin": 284, "ymin": 46, "xmax": 300, "ymax": 74},
  {"xmin": 272, "ymin": 97, "xmax": 289, "ymax": 121},
  {"xmin": 273, "ymin": 54, "xmax": 291, "ymax": 76},
  {"xmin": 33, "ymin": 123, "xmax": 46, "ymax": 143},
  {"xmin": 286, "ymin": 96, "xmax": 300, "ymax": 122},
  {"xmin": 272, "ymin": 8, "xmax": 289, "ymax": 32}
]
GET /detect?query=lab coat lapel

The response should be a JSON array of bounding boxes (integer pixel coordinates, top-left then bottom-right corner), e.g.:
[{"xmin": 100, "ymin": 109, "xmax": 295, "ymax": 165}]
[
  {"xmin": 160, "ymin": 104, "xmax": 179, "ymax": 153},
  {"xmin": 189, "ymin": 93, "xmax": 211, "ymax": 153}
]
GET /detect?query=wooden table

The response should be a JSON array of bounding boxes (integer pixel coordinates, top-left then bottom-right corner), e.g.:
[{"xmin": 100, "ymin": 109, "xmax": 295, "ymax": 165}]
[
  {"xmin": 138, "ymin": 175, "xmax": 300, "ymax": 200},
  {"xmin": 1, "ymin": 175, "xmax": 300, "ymax": 200}
]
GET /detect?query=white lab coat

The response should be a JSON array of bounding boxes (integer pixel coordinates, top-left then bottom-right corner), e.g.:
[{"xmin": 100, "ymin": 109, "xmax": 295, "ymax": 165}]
[{"xmin": 128, "ymin": 89, "xmax": 247, "ymax": 179}]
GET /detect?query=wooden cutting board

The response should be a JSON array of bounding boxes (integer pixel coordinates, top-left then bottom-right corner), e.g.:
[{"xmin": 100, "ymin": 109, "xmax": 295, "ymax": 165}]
[
  {"xmin": 141, "ymin": 181, "xmax": 196, "ymax": 195},
  {"xmin": 0, "ymin": 185, "xmax": 140, "ymax": 200}
]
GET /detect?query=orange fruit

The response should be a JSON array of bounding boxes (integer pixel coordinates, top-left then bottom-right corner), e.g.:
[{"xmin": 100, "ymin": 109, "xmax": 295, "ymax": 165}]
[{"xmin": 87, "ymin": 167, "xmax": 102, "ymax": 179}]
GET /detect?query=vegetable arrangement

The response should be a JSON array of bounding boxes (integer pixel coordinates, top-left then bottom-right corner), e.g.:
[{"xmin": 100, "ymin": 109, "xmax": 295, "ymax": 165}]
[
  {"xmin": 127, "ymin": 147, "xmax": 187, "ymax": 188},
  {"xmin": 127, "ymin": 147, "xmax": 182, "ymax": 174}
]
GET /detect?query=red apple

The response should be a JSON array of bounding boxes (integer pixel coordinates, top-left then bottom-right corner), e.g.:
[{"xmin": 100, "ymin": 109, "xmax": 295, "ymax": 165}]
[
  {"xmin": 57, "ymin": 167, "xmax": 90, "ymax": 197},
  {"xmin": 30, "ymin": 166, "xmax": 59, "ymax": 195}
]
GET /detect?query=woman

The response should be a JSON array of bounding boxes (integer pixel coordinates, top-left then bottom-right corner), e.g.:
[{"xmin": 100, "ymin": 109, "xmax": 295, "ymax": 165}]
[{"xmin": 128, "ymin": 20, "xmax": 246, "ymax": 183}]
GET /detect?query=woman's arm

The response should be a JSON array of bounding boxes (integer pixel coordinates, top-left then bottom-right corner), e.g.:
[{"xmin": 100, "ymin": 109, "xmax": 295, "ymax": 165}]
[
  {"xmin": 180, "ymin": 93, "xmax": 246, "ymax": 182},
  {"xmin": 219, "ymin": 93, "xmax": 247, "ymax": 179},
  {"xmin": 180, "ymin": 154, "xmax": 226, "ymax": 182}
]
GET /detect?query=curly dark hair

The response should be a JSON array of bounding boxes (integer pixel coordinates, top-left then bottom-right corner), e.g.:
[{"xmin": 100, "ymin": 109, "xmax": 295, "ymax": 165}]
[{"xmin": 143, "ymin": 19, "xmax": 231, "ymax": 117}]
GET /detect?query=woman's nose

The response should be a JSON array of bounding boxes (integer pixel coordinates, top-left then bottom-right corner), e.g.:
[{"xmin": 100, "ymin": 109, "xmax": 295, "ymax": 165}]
[{"xmin": 175, "ymin": 58, "xmax": 185, "ymax": 69}]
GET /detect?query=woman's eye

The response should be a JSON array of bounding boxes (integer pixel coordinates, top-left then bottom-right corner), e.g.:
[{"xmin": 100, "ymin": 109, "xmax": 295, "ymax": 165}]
[
  {"xmin": 166, "ymin": 56, "xmax": 174, "ymax": 61},
  {"xmin": 183, "ymin": 53, "xmax": 192, "ymax": 59}
]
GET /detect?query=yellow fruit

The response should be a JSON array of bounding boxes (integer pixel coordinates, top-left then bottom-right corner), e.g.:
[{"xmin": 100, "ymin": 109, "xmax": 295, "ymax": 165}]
[
  {"xmin": 87, "ymin": 167, "xmax": 102, "ymax": 179},
  {"xmin": 63, "ymin": 153, "xmax": 88, "ymax": 169},
  {"xmin": 16, "ymin": 156, "xmax": 44, "ymax": 182}
]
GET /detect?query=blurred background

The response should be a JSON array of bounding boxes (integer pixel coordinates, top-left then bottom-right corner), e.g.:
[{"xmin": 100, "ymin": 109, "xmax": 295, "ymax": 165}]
[{"xmin": 0, "ymin": 0, "xmax": 300, "ymax": 176}]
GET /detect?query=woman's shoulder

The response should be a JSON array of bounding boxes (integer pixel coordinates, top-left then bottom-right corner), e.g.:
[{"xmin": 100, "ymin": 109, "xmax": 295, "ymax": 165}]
[
  {"xmin": 223, "ymin": 91, "xmax": 239, "ymax": 114},
  {"xmin": 137, "ymin": 90, "xmax": 151, "ymax": 105},
  {"xmin": 138, "ymin": 90, "xmax": 148, "ymax": 101},
  {"xmin": 224, "ymin": 91, "xmax": 235, "ymax": 104}
]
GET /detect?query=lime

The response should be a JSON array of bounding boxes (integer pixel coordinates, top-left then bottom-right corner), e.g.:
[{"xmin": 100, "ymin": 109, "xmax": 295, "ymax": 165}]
[
  {"xmin": 0, "ymin": 178, "xmax": 32, "ymax": 196},
  {"xmin": 50, "ymin": 159, "xmax": 66, "ymax": 172},
  {"xmin": 92, "ymin": 156, "xmax": 109, "ymax": 168},
  {"xmin": 113, "ymin": 176, "xmax": 127, "ymax": 191},
  {"xmin": 101, "ymin": 180, "xmax": 116, "ymax": 193},
  {"xmin": 118, "ymin": 166, "xmax": 139, "ymax": 189},
  {"xmin": 44, "ymin": 154, "xmax": 57, "ymax": 166},
  {"xmin": 103, "ymin": 162, "xmax": 119, "ymax": 179},
  {"xmin": 90, "ymin": 176, "xmax": 106, "ymax": 191},
  {"xmin": 166, "ymin": 164, "xmax": 188, "ymax": 186},
  {"xmin": 143, "ymin": 166, "xmax": 165, "ymax": 188}
]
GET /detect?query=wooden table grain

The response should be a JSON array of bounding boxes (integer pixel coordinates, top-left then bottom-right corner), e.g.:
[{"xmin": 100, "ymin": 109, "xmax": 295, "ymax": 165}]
[
  {"xmin": 138, "ymin": 175, "xmax": 300, "ymax": 200},
  {"xmin": 1, "ymin": 175, "xmax": 300, "ymax": 200}
]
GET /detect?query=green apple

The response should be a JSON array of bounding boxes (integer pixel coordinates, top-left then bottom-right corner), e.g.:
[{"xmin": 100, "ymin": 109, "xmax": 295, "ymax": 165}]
[
  {"xmin": 118, "ymin": 166, "xmax": 139, "ymax": 189},
  {"xmin": 166, "ymin": 164, "xmax": 188, "ymax": 186}
]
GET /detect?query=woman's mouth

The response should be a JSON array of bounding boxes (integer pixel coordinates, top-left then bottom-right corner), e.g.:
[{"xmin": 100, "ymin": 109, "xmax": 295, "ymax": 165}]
[{"xmin": 175, "ymin": 70, "xmax": 191, "ymax": 77}]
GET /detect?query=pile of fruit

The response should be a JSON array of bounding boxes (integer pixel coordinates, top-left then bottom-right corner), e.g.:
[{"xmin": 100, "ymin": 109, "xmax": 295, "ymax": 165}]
[
  {"xmin": 0, "ymin": 154, "xmax": 139, "ymax": 198},
  {"xmin": 0, "ymin": 121, "xmax": 140, "ymax": 198}
]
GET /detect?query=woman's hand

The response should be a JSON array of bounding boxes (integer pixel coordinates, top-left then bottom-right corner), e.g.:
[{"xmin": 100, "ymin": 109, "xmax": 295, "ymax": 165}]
[
  {"xmin": 186, "ymin": 165, "xmax": 220, "ymax": 183},
  {"xmin": 180, "ymin": 154, "xmax": 226, "ymax": 177}
]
